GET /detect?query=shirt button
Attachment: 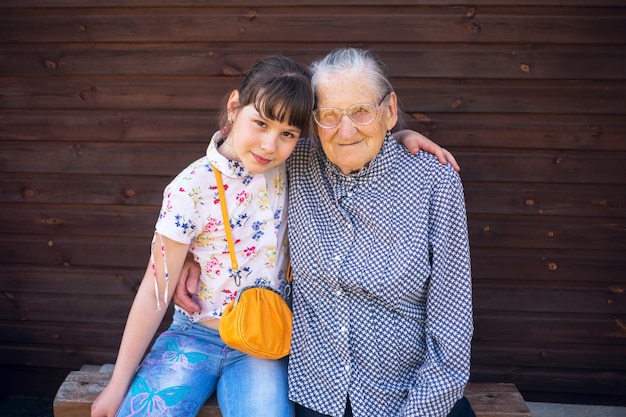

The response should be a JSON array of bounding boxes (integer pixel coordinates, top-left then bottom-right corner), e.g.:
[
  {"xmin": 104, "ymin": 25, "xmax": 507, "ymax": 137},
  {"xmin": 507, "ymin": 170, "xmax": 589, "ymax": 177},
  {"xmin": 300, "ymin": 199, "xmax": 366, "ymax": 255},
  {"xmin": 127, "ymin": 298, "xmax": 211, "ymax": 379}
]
[
  {"xmin": 340, "ymin": 326, "xmax": 348, "ymax": 333},
  {"xmin": 345, "ymin": 364, "xmax": 350, "ymax": 373},
  {"xmin": 336, "ymin": 289, "xmax": 343, "ymax": 297},
  {"xmin": 333, "ymin": 255, "xmax": 342, "ymax": 262}
]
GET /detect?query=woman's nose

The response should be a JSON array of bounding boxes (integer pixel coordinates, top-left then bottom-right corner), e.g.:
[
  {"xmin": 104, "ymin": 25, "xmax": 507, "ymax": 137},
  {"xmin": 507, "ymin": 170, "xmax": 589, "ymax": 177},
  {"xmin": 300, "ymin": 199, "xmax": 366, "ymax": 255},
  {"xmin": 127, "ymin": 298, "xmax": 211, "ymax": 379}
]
[{"xmin": 337, "ymin": 115, "xmax": 357, "ymax": 138}]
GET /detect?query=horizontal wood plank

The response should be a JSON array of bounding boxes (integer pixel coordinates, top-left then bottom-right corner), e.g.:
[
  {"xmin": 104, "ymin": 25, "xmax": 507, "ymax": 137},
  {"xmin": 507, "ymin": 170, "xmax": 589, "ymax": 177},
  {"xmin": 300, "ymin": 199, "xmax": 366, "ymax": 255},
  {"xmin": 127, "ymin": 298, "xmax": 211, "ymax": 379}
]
[
  {"xmin": 0, "ymin": 110, "xmax": 216, "ymax": 143},
  {"xmin": 1, "ymin": 225, "xmax": 624, "ymax": 268},
  {"xmin": 472, "ymin": 364, "xmax": 626, "ymax": 397},
  {"xmin": 473, "ymin": 312, "xmax": 626, "ymax": 345},
  {"xmin": 2, "ymin": 178, "xmax": 626, "ymax": 219},
  {"xmin": 0, "ymin": 322, "xmax": 127, "ymax": 350},
  {"xmin": 3, "ymin": 0, "xmax": 626, "ymax": 7},
  {"xmin": 1, "ymin": 7, "xmax": 624, "ymax": 44},
  {"xmin": 470, "ymin": 248, "xmax": 626, "ymax": 283},
  {"xmin": 53, "ymin": 370, "xmax": 221, "ymax": 417},
  {"xmin": 0, "ymin": 264, "xmax": 143, "ymax": 295},
  {"xmin": 0, "ymin": 203, "xmax": 159, "ymax": 237},
  {"xmin": 0, "ymin": 293, "xmax": 135, "ymax": 324},
  {"xmin": 0, "ymin": 174, "xmax": 172, "ymax": 206},
  {"xmin": 467, "ymin": 214, "xmax": 626, "ymax": 250},
  {"xmin": 464, "ymin": 182, "xmax": 626, "ymax": 218},
  {"xmin": 2, "ymin": 78, "xmax": 625, "ymax": 114},
  {"xmin": 0, "ymin": 234, "xmax": 150, "ymax": 268},
  {"xmin": 471, "ymin": 341, "xmax": 626, "ymax": 371},
  {"xmin": 3, "ymin": 141, "xmax": 625, "ymax": 184},
  {"xmin": 473, "ymin": 282, "xmax": 625, "ymax": 314},
  {"xmin": 2, "ymin": 200, "xmax": 625, "ymax": 240},
  {"xmin": 3, "ymin": 111, "xmax": 625, "ymax": 152},
  {"xmin": 1, "ymin": 43, "xmax": 625, "ymax": 80},
  {"xmin": 0, "ymin": 223, "xmax": 623, "ymax": 271}
]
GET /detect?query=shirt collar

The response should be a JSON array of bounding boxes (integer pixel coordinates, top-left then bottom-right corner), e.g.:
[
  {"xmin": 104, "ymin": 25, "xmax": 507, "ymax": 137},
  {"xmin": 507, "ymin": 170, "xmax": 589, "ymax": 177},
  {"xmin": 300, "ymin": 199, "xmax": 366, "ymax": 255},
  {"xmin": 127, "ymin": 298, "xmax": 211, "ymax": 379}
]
[{"xmin": 206, "ymin": 131, "xmax": 252, "ymax": 179}]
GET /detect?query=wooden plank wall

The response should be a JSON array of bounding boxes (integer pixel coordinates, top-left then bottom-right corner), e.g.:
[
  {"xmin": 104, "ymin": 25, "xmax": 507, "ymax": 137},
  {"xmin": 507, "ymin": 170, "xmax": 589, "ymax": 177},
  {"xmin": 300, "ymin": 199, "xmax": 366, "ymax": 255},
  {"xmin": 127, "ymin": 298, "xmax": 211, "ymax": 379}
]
[{"xmin": 1, "ymin": 0, "xmax": 625, "ymax": 404}]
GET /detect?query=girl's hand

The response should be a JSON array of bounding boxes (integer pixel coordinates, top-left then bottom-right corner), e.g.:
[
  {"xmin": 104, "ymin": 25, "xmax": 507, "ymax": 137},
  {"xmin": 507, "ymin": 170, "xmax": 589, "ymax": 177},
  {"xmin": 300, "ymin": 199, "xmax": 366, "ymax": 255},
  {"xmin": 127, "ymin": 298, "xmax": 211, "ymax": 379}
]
[
  {"xmin": 91, "ymin": 384, "xmax": 126, "ymax": 417},
  {"xmin": 395, "ymin": 130, "xmax": 460, "ymax": 172}
]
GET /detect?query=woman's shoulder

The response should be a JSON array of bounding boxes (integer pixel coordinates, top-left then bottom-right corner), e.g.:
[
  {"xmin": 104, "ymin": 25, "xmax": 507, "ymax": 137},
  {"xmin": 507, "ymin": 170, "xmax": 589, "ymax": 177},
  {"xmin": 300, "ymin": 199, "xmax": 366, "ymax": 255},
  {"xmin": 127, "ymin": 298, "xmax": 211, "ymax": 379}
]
[
  {"xmin": 289, "ymin": 137, "xmax": 316, "ymax": 165},
  {"xmin": 391, "ymin": 140, "xmax": 460, "ymax": 184},
  {"xmin": 293, "ymin": 136, "xmax": 314, "ymax": 153}
]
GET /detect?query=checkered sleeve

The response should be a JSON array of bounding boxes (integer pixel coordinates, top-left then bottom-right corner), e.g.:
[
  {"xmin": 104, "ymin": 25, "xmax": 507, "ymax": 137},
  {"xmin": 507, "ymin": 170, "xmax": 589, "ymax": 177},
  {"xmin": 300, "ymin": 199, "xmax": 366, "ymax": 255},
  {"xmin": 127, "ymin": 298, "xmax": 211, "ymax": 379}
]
[{"xmin": 401, "ymin": 169, "xmax": 473, "ymax": 417}]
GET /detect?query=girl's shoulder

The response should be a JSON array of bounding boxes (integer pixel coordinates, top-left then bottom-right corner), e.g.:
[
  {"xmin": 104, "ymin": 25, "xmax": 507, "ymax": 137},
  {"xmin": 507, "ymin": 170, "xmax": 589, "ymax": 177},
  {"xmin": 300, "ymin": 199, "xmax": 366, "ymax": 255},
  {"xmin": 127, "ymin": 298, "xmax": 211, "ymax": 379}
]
[{"xmin": 169, "ymin": 155, "xmax": 215, "ymax": 185}]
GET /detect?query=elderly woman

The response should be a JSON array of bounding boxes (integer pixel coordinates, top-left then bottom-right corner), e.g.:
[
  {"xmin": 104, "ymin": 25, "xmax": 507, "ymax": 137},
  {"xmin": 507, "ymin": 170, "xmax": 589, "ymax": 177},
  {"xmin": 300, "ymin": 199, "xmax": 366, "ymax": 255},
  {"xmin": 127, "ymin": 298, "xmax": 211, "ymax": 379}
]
[{"xmin": 286, "ymin": 48, "xmax": 474, "ymax": 417}]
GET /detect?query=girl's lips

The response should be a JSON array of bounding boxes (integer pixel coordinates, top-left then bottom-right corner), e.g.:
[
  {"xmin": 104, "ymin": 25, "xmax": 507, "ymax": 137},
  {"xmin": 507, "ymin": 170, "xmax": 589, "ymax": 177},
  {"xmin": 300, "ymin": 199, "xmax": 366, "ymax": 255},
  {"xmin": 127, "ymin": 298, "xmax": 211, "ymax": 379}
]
[{"xmin": 253, "ymin": 153, "xmax": 272, "ymax": 165}]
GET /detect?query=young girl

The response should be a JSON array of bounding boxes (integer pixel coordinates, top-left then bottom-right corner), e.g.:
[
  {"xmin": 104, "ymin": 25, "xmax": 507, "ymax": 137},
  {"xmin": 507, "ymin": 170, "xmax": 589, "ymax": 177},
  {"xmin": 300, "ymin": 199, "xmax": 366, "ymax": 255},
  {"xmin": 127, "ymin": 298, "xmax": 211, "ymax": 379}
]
[{"xmin": 91, "ymin": 55, "xmax": 314, "ymax": 417}]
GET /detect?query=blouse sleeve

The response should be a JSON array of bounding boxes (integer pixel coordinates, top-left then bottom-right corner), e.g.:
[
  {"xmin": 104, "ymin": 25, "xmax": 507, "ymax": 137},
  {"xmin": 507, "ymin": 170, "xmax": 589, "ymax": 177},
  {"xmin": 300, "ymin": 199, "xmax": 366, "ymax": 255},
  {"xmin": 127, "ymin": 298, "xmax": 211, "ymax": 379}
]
[
  {"xmin": 402, "ymin": 169, "xmax": 474, "ymax": 417},
  {"xmin": 155, "ymin": 178, "xmax": 202, "ymax": 245}
]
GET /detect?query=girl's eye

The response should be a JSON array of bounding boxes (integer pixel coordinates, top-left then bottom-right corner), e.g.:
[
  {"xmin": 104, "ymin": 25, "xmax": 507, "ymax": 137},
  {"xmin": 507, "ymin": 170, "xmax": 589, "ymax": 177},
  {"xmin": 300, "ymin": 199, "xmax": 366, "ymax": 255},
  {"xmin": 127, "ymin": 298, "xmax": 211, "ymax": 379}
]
[
  {"xmin": 282, "ymin": 131, "xmax": 299, "ymax": 139},
  {"xmin": 255, "ymin": 120, "xmax": 267, "ymax": 128}
]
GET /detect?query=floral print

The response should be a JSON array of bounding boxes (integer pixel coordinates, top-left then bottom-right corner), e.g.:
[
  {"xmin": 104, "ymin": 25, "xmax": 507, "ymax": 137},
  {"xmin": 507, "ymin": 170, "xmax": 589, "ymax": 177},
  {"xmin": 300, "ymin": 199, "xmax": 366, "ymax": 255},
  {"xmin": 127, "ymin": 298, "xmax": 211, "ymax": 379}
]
[{"xmin": 155, "ymin": 133, "xmax": 290, "ymax": 323}]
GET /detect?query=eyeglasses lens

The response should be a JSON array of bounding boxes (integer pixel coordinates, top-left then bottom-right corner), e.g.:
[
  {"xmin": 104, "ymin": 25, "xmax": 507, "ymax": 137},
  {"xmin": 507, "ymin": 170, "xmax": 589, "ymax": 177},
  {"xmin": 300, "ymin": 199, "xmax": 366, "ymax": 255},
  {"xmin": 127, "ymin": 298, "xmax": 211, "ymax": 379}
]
[{"xmin": 315, "ymin": 104, "xmax": 377, "ymax": 128}]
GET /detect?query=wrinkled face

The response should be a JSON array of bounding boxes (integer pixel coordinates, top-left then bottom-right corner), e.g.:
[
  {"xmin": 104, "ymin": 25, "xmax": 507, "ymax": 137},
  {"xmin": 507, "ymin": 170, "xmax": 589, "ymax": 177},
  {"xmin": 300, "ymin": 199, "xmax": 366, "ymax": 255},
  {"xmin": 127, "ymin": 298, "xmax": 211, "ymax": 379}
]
[
  {"xmin": 315, "ymin": 71, "xmax": 397, "ymax": 174},
  {"xmin": 224, "ymin": 91, "xmax": 301, "ymax": 174}
]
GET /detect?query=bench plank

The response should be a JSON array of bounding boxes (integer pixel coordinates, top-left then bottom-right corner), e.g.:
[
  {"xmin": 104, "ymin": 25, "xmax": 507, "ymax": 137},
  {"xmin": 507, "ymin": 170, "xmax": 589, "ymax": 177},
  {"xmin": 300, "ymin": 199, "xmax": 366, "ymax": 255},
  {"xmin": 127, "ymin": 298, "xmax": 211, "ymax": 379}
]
[
  {"xmin": 465, "ymin": 383, "xmax": 532, "ymax": 417},
  {"xmin": 53, "ymin": 371, "xmax": 220, "ymax": 417},
  {"xmin": 53, "ymin": 369, "xmax": 531, "ymax": 417}
]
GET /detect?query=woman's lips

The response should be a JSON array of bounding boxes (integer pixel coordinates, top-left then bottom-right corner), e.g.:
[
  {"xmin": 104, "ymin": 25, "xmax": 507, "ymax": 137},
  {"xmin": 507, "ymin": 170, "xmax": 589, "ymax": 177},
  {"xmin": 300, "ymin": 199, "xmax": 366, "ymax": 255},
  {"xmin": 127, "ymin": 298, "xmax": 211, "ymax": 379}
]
[{"xmin": 338, "ymin": 138, "xmax": 364, "ymax": 147}]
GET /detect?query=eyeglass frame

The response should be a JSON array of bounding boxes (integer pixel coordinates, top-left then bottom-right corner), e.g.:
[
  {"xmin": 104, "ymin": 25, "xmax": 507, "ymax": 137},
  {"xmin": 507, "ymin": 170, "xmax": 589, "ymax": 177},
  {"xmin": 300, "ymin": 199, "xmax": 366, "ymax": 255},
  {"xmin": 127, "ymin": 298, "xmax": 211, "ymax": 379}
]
[{"xmin": 312, "ymin": 90, "xmax": 393, "ymax": 129}]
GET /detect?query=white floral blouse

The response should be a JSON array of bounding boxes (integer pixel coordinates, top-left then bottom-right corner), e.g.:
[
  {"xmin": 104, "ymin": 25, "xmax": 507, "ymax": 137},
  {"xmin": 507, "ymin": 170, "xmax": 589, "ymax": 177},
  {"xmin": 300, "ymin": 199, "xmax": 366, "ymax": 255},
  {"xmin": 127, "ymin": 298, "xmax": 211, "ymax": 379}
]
[{"xmin": 155, "ymin": 132, "xmax": 291, "ymax": 323}]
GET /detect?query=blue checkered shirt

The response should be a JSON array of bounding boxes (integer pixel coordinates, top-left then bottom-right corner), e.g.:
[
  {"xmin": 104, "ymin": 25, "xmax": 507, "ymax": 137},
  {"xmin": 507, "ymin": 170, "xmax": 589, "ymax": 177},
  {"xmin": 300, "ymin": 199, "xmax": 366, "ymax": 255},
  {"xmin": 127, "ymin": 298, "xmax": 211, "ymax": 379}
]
[{"xmin": 286, "ymin": 136, "xmax": 473, "ymax": 417}]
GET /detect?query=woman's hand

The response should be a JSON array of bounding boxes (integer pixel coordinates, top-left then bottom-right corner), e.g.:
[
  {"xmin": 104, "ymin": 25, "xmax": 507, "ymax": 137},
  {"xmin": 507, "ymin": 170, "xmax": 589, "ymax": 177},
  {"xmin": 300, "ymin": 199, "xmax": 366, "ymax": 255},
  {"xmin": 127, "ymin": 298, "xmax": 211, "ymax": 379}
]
[
  {"xmin": 172, "ymin": 253, "xmax": 202, "ymax": 314},
  {"xmin": 395, "ymin": 130, "xmax": 460, "ymax": 172}
]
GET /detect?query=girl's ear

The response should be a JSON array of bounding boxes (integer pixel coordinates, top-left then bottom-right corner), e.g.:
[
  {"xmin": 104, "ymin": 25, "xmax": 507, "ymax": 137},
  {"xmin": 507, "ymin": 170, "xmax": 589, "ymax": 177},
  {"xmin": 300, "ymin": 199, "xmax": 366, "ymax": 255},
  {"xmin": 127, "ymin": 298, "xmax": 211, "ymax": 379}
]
[{"xmin": 227, "ymin": 90, "xmax": 240, "ymax": 119}]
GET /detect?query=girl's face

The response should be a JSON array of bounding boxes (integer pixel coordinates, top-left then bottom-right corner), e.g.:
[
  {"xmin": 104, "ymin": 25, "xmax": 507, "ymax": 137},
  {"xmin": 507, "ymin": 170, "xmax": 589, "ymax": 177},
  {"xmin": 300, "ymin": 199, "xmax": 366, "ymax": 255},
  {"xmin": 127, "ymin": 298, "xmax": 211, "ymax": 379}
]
[{"xmin": 222, "ymin": 91, "xmax": 301, "ymax": 174}]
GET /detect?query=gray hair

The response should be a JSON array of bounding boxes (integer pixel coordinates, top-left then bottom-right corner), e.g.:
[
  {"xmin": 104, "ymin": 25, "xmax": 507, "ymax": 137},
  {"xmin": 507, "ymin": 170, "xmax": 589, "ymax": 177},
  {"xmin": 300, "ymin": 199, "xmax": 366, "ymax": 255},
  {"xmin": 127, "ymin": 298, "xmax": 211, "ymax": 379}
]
[
  {"xmin": 310, "ymin": 48, "xmax": 393, "ymax": 106},
  {"xmin": 310, "ymin": 48, "xmax": 405, "ymax": 131}
]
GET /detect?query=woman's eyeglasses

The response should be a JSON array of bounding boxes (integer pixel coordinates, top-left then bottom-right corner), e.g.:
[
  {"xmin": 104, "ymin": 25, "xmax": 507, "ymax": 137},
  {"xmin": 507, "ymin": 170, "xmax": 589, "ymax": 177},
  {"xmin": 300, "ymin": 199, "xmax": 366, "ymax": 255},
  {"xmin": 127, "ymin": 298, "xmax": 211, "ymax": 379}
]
[{"xmin": 312, "ymin": 91, "xmax": 391, "ymax": 129}]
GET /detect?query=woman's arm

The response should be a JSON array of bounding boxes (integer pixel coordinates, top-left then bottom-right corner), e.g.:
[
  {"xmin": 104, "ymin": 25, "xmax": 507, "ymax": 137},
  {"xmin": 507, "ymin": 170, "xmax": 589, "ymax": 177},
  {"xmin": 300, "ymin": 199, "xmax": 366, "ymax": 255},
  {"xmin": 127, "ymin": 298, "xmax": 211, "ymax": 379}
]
[
  {"xmin": 394, "ymin": 130, "xmax": 460, "ymax": 172},
  {"xmin": 402, "ymin": 173, "xmax": 473, "ymax": 416},
  {"xmin": 91, "ymin": 235, "xmax": 190, "ymax": 417}
]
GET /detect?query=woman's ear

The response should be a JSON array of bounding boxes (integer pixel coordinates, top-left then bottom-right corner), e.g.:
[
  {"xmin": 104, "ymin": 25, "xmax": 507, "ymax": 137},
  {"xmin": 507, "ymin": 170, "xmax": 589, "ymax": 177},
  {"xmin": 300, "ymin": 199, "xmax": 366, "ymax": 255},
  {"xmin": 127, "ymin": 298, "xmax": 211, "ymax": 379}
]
[{"xmin": 385, "ymin": 91, "xmax": 399, "ymax": 131}]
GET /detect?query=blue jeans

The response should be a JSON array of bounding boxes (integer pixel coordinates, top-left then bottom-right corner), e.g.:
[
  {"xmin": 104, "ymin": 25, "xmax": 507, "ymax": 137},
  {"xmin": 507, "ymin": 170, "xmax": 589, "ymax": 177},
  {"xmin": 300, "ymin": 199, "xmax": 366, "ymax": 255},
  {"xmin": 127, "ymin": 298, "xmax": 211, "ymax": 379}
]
[{"xmin": 117, "ymin": 310, "xmax": 293, "ymax": 417}]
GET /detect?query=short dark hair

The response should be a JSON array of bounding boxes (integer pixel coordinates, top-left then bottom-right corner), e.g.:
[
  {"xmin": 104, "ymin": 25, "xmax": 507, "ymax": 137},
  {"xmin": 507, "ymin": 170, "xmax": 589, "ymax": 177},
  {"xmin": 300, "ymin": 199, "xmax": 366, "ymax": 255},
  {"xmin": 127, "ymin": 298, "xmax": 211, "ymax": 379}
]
[{"xmin": 224, "ymin": 55, "xmax": 314, "ymax": 135}]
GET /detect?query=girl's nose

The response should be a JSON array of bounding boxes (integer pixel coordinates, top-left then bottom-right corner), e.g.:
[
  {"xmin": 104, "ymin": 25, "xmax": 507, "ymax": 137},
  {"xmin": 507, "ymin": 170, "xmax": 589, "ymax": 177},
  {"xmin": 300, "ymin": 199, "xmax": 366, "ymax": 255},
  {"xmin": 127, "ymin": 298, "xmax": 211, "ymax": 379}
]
[{"xmin": 260, "ymin": 133, "xmax": 278, "ymax": 152}]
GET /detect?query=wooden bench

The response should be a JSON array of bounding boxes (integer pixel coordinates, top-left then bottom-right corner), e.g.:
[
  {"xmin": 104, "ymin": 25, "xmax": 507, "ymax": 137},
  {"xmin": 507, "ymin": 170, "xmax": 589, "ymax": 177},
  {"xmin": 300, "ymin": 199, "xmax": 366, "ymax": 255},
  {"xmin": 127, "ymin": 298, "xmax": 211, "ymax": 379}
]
[{"xmin": 54, "ymin": 365, "xmax": 532, "ymax": 417}]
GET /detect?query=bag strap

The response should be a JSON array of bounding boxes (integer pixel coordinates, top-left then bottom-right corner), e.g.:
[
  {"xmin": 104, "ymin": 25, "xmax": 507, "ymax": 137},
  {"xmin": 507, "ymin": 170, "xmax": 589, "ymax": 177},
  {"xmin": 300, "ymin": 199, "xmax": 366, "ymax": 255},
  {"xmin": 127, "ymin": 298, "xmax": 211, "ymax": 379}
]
[
  {"xmin": 212, "ymin": 164, "xmax": 292, "ymax": 286},
  {"xmin": 213, "ymin": 165, "xmax": 238, "ymax": 269}
]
